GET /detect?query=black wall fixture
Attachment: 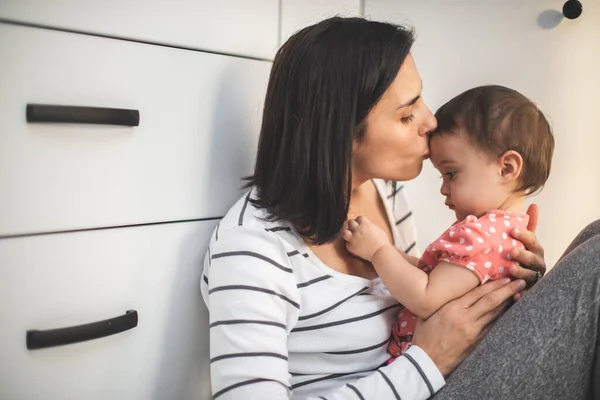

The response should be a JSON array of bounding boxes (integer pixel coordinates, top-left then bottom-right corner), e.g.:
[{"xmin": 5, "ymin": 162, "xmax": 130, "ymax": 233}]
[{"xmin": 563, "ymin": 0, "xmax": 583, "ymax": 19}]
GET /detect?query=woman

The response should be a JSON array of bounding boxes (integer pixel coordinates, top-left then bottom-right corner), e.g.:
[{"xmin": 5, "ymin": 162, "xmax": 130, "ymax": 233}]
[{"xmin": 201, "ymin": 17, "xmax": 600, "ymax": 399}]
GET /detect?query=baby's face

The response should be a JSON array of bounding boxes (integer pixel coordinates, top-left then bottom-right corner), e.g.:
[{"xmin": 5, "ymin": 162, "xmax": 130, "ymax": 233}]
[{"xmin": 429, "ymin": 130, "xmax": 508, "ymax": 221}]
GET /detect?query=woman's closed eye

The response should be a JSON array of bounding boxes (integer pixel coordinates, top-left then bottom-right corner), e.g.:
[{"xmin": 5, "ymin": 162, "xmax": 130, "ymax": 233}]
[{"xmin": 400, "ymin": 114, "xmax": 415, "ymax": 124}]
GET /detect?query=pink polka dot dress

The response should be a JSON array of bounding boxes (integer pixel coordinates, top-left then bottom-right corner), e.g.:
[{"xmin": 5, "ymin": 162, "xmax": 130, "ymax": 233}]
[{"xmin": 388, "ymin": 210, "xmax": 529, "ymax": 361}]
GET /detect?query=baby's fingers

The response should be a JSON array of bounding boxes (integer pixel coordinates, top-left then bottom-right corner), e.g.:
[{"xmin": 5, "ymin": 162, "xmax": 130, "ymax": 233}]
[
  {"xmin": 341, "ymin": 229, "xmax": 353, "ymax": 241},
  {"xmin": 347, "ymin": 219, "xmax": 359, "ymax": 230}
]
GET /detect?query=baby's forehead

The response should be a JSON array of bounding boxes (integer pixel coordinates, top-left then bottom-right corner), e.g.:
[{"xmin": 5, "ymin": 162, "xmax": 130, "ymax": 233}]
[
  {"xmin": 429, "ymin": 132, "xmax": 474, "ymax": 165},
  {"xmin": 429, "ymin": 133, "xmax": 460, "ymax": 155}
]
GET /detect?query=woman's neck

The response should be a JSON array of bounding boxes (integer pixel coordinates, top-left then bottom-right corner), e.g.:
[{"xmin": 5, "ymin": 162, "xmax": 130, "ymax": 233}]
[{"xmin": 348, "ymin": 177, "xmax": 372, "ymax": 220}]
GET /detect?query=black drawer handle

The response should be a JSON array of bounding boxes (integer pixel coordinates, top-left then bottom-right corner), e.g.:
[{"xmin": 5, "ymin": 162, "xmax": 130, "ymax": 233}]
[
  {"xmin": 26, "ymin": 310, "xmax": 138, "ymax": 350},
  {"xmin": 26, "ymin": 104, "xmax": 140, "ymax": 126}
]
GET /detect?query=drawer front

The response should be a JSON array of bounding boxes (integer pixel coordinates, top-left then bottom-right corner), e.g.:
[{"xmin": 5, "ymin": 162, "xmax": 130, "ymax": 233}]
[
  {"xmin": 0, "ymin": 24, "xmax": 271, "ymax": 236},
  {"xmin": 0, "ymin": 0, "xmax": 279, "ymax": 60},
  {"xmin": 0, "ymin": 220, "xmax": 216, "ymax": 400}
]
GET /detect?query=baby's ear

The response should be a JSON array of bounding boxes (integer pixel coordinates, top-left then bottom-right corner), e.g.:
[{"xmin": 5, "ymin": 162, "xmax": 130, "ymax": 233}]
[{"xmin": 499, "ymin": 150, "xmax": 523, "ymax": 182}]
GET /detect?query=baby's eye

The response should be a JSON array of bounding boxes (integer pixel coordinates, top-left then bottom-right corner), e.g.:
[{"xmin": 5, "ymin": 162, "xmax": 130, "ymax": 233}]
[{"xmin": 445, "ymin": 171, "xmax": 457, "ymax": 180}]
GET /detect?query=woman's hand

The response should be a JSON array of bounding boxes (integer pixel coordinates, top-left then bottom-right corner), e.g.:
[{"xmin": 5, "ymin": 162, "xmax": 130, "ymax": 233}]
[
  {"xmin": 412, "ymin": 277, "xmax": 526, "ymax": 378},
  {"xmin": 509, "ymin": 203, "xmax": 546, "ymax": 290}
]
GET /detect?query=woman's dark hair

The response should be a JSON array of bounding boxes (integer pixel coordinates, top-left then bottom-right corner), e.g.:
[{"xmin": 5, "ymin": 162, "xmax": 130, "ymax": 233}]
[{"xmin": 245, "ymin": 17, "xmax": 415, "ymax": 245}]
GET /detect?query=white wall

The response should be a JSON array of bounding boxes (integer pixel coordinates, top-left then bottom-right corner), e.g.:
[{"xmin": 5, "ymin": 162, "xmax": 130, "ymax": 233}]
[
  {"xmin": 365, "ymin": 0, "xmax": 600, "ymax": 268},
  {"xmin": 279, "ymin": 0, "xmax": 362, "ymax": 45}
]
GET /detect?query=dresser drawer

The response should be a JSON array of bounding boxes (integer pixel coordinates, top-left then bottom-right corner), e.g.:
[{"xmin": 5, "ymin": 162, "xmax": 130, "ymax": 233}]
[
  {"xmin": 0, "ymin": 220, "xmax": 215, "ymax": 400},
  {"xmin": 0, "ymin": 24, "xmax": 270, "ymax": 236},
  {"xmin": 0, "ymin": 0, "xmax": 279, "ymax": 60}
]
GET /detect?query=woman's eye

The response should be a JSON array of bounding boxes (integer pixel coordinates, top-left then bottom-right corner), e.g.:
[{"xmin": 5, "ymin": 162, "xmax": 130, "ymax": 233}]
[{"xmin": 400, "ymin": 114, "xmax": 415, "ymax": 124}]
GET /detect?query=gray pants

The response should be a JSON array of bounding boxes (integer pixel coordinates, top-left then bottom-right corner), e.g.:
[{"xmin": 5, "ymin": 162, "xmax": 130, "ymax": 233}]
[{"xmin": 436, "ymin": 220, "xmax": 600, "ymax": 400}]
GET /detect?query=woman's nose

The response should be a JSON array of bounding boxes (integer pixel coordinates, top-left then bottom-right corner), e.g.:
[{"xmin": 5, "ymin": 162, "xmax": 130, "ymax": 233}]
[{"xmin": 419, "ymin": 105, "xmax": 437, "ymax": 137}]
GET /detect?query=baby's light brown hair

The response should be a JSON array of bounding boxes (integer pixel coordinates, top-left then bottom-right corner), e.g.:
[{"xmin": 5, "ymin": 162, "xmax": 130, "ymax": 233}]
[{"xmin": 432, "ymin": 85, "xmax": 554, "ymax": 195}]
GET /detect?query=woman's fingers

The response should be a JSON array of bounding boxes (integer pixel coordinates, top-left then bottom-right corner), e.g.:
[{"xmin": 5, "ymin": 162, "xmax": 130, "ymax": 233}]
[
  {"xmin": 513, "ymin": 291, "xmax": 522, "ymax": 302},
  {"xmin": 510, "ymin": 227, "xmax": 546, "ymax": 282},
  {"xmin": 509, "ymin": 204, "xmax": 546, "ymax": 287},
  {"xmin": 512, "ymin": 228, "xmax": 544, "ymax": 260},
  {"xmin": 525, "ymin": 203, "xmax": 539, "ymax": 233},
  {"xmin": 510, "ymin": 246, "xmax": 545, "ymax": 273},
  {"xmin": 476, "ymin": 297, "xmax": 512, "ymax": 327},
  {"xmin": 468, "ymin": 279, "xmax": 526, "ymax": 321},
  {"xmin": 458, "ymin": 278, "xmax": 512, "ymax": 308},
  {"xmin": 509, "ymin": 263, "xmax": 541, "ymax": 286}
]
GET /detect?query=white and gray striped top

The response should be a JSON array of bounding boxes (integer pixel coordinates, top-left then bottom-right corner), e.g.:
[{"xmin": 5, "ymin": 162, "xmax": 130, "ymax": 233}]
[{"xmin": 201, "ymin": 180, "xmax": 445, "ymax": 399}]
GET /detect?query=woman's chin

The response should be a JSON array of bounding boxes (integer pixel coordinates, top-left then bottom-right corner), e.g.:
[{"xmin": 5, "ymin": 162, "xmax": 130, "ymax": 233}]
[
  {"xmin": 397, "ymin": 161, "xmax": 424, "ymax": 181},
  {"xmin": 377, "ymin": 160, "xmax": 424, "ymax": 182}
]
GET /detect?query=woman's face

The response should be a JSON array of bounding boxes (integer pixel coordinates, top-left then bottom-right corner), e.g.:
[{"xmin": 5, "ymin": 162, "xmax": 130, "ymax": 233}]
[{"xmin": 353, "ymin": 54, "xmax": 437, "ymax": 185}]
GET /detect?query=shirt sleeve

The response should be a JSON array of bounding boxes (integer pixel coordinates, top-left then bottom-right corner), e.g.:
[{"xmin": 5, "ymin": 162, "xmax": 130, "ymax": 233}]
[
  {"xmin": 318, "ymin": 345, "xmax": 445, "ymax": 400},
  {"xmin": 429, "ymin": 220, "xmax": 495, "ymax": 283},
  {"xmin": 201, "ymin": 225, "xmax": 300, "ymax": 399},
  {"xmin": 201, "ymin": 225, "xmax": 445, "ymax": 400}
]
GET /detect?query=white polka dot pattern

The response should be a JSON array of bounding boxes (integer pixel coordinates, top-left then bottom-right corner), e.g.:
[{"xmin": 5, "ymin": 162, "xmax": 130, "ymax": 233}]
[{"xmin": 418, "ymin": 210, "xmax": 529, "ymax": 284}]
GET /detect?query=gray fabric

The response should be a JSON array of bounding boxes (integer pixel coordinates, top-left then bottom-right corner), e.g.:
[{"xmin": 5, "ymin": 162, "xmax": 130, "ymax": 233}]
[
  {"xmin": 560, "ymin": 220, "xmax": 600, "ymax": 261},
  {"xmin": 435, "ymin": 220, "xmax": 600, "ymax": 400}
]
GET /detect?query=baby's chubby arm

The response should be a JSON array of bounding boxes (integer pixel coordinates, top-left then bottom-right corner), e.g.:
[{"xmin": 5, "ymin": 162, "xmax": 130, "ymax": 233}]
[
  {"xmin": 342, "ymin": 216, "xmax": 479, "ymax": 319},
  {"xmin": 401, "ymin": 252, "xmax": 420, "ymax": 267}
]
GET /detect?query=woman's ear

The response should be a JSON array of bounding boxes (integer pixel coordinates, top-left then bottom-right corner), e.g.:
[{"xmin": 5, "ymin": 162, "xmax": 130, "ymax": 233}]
[{"xmin": 499, "ymin": 150, "xmax": 523, "ymax": 183}]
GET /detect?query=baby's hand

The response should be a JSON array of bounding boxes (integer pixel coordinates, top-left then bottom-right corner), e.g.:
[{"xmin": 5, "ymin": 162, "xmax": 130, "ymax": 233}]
[{"xmin": 341, "ymin": 216, "xmax": 389, "ymax": 261}]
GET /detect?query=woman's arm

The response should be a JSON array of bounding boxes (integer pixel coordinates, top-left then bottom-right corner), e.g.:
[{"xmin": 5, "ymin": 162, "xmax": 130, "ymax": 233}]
[
  {"xmin": 202, "ymin": 226, "xmax": 300, "ymax": 399},
  {"xmin": 203, "ymin": 224, "xmax": 527, "ymax": 398},
  {"xmin": 203, "ymin": 226, "xmax": 447, "ymax": 399}
]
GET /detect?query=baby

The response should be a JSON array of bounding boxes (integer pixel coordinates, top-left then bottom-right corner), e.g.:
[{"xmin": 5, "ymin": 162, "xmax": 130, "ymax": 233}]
[{"xmin": 342, "ymin": 85, "xmax": 555, "ymax": 362}]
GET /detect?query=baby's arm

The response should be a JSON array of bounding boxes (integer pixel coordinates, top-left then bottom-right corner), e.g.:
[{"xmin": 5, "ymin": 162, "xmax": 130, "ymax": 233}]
[
  {"xmin": 343, "ymin": 216, "xmax": 479, "ymax": 319},
  {"xmin": 342, "ymin": 217, "xmax": 417, "ymax": 265},
  {"xmin": 401, "ymin": 252, "xmax": 420, "ymax": 266}
]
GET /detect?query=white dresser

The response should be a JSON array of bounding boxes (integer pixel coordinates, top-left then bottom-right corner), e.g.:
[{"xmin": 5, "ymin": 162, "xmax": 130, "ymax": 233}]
[
  {"xmin": 0, "ymin": 1, "xmax": 361, "ymax": 398},
  {"xmin": 0, "ymin": 2, "xmax": 274, "ymax": 399}
]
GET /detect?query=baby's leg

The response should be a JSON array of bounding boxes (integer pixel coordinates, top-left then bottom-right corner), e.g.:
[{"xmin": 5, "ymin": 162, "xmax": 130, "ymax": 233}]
[
  {"xmin": 388, "ymin": 309, "xmax": 418, "ymax": 359},
  {"xmin": 434, "ymin": 220, "xmax": 600, "ymax": 399}
]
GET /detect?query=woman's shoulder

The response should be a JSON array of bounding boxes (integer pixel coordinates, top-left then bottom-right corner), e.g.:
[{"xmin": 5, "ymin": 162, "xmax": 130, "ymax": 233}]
[
  {"xmin": 211, "ymin": 189, "xmax": 317, "ymax": 282},
  {"xmin": 203, "ymin": 191, "xmax": 302, "ymax": 309},
  {"xmin": 218, "ymin": 189, "xmax": 275, "ymax": 229},
  {"xmin": 216, "ymin": 189, "xmax": 296, "ymax": 239},
  {"xmin": 213, "ymin": 189, "xmax": 299, "ymax": 261}
]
